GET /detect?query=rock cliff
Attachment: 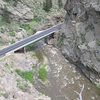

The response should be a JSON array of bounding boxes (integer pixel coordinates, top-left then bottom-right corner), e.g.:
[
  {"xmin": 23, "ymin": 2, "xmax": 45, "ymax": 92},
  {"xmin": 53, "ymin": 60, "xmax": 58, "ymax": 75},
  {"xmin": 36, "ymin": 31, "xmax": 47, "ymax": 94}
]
[{"xmin": 62, "ymin": 0, "xmax": 100, "ymax": 84}]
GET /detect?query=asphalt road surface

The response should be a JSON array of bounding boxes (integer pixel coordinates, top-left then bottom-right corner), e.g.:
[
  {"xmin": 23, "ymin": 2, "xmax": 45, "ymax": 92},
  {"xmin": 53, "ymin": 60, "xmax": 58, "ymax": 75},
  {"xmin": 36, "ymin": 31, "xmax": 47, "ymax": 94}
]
[{"xmin": 0, "ymin": 23, "xmax": 63, "ymax": 57}]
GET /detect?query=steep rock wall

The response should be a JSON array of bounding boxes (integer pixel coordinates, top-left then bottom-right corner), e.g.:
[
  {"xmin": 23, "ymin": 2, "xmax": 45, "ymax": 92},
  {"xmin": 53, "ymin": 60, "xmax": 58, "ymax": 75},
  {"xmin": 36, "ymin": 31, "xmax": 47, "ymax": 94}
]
[
  {"xmin": 62, "ymin": 0, "xmax": 100, "ymax": 84},
  {"xmin": 0, "ymin": 0, "xmax": 65, "ymax": 22}
]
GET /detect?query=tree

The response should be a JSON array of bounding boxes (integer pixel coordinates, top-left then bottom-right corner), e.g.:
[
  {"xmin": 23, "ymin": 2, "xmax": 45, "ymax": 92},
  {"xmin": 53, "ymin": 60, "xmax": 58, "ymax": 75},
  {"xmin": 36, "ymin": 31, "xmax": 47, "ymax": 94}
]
[
  {"xmin": 43, "ymin": 0, "xmax": 52, "ymax": 12},
  {"xmin": 3, "ymin": 0, "xmax": 11, "ymax": 2},
  {"xmin": 2, "ymin": 6, "xmax": 10, "ymax": 23},
  {"xmin": 58, "ymin": 0, "xmax": 63, "ymax": 8},
  {"xmin": 3, "ymin": 0, "xmax": 20, "ymax": 6}
]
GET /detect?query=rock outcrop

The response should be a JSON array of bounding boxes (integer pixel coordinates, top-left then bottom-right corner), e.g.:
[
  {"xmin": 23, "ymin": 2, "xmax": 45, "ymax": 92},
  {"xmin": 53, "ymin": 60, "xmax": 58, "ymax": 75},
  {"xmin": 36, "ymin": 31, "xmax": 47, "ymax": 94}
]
[
  {"xmin": 0, "ymin": 0, "xmax": 65, "ymax": 23},
  {"xmin": 62, "ymin": 0, "xmax": 100, "ymax": 84},
  {"xmin": 0, "ymin": 0, "xmax": 34, "ymax": 22}
]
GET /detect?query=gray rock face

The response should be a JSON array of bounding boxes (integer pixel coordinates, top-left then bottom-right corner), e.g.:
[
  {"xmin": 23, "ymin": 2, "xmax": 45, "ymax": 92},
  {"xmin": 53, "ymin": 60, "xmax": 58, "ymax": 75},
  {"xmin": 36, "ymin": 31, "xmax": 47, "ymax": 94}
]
[
  {"xmin": 0, "ymin": 0, "xmax": 34, "ymax": 22},
  {"xmin": 62, "ymin": 0, "xmax": 100, "ymax": 84}
]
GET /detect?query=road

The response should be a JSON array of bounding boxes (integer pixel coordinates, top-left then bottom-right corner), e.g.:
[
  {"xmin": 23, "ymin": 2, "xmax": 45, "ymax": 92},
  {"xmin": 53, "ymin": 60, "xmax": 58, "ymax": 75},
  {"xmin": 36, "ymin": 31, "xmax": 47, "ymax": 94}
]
[{"xmin": 0, "ymin": 23, "xmax": 63, "ymax": 57}]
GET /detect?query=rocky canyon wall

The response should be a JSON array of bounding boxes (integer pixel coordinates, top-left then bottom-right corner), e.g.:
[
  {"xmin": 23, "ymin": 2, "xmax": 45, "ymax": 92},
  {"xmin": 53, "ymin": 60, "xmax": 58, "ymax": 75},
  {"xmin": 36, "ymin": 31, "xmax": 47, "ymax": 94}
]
[{"xmin": 62, "ymin": 0, "xmax": 100, "ymax": 84}]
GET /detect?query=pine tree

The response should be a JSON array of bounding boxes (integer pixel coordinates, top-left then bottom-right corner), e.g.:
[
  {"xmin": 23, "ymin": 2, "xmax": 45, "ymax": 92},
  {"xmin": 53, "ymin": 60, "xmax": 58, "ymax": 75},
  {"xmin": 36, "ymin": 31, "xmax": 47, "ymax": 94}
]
[
  {"xmin": 43, "ymin": 0, "xmax": 52, "ymax": 12},
  {"xmin": 58, "ymin": 0, "xmax": 63, "ymax": 8},
  {"xmin": 3, "ymin": 0, "xmax": 20, "ymax": 6},
  {"xmin": 2, "ymin": 6, "xmax": 10, "ymax": 23}
]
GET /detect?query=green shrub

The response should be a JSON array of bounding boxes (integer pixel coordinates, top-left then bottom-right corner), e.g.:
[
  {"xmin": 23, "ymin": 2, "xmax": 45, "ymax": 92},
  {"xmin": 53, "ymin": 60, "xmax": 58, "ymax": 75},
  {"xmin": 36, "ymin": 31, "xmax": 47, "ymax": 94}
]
[
  {"xmin": 35, "ymin": 50, "xmax": 44, "ymax": 63},
  {"xmin": 96, "ymin": 83, "xmax": 100, "ymax": 89},
  {"xmin": 10, "ymin": 39, "xmax": 15, "ymax": 44},
  {"xmin": 20, "ymin": 24, "xmax": 31, "ymax": 31},
  {"xmin": 17, "ymin": 80, "xmax": 28, "ymax": 92},
  {"xmin": 39, "ymin": 64, "xmax": 47, "ymax": 81},
  {"xmin": 4, "ymin": 0, "xmax": 20, "ymax": 6},
  {"xmin": 58, "ymin": 0, "xmax": 63, "ymax": 8},
  {"xmin": 4, "ymin": 63, "xmax": 13, "ymax": 73},
  {"xmin": 16, "ymin": 69, "xmax": 33, "ymax": 83},
  {"xmin": 2, "ymin": 6, "xmax": 10, "ymax": 23},
  {"xmin": 9, "ymin": 31, "xmax": 16, "ymax": 36},
  {"xmin": 20, "ymin": 22, "xmax": 37, "ymax": 35},
  {"xmin": 29, "ymin": 19, "xmax": 39, "ymax": 28},
  {"xmin": 25, "ymin": 43, "xmax": 37, "ymax": 51},
  {"xmin": 0, "ymin": 17, "xmax": 8, "ymax": 26},
  {"xmin": 8, "ymin": 22, "xmax": 20, "ymax": 31},
  {"xmin": 43, "ymin": 0, "xmax": 52, "ymax": 12}
]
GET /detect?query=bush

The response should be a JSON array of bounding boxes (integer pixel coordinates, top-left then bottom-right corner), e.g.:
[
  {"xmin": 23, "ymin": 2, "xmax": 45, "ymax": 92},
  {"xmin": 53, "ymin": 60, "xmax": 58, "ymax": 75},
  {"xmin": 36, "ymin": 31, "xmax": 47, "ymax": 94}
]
[
  {"xmin": 9, "ymin": 31, "xmax": 16, "ymax": 36},
  {"xmin": 25, "ymin": 43, "xmax": 37, "ymax": 51},
  {"xmin": 43, "ymin": 0, "xmax": 52, "ymax": 12},
  {"xmin": 2, "ymin": 6, "xmax": 10, "ymax": 23},
  {"xmin": 20, "ymin": 20, "xmax": 38, "ymax": 35},
  {"xmin": 96, "ymin": 83, "xmax": 100, "ymax": 89},
  {"xmin": 16, "ymin": 69, "xmax": 33, "ymax": 83},
  {"xmin": 10, "ymin": 39, "xmax": 15, "ymax": 44},
  {"xmin": 17, "ymin": 80, "xmax": 28, "ymax": 92},
  {"xmin": 39, "ymin": 64, "xmax": 47, "ymax": 81},
  {"xmin": 58, "ymin": 0, "xmax": 63, "ymax": 8},
  {"xmin": 20, "ymin": 24, "xmax": 31, "ymax": 31}
]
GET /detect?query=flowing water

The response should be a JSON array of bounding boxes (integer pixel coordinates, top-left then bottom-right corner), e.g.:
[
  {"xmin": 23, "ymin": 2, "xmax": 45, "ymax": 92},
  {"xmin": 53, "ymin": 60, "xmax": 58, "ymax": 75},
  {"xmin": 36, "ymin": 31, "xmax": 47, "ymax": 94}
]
[{"xmin": 34, "ymin": 45, "xmax": 100, "ymax": 100}]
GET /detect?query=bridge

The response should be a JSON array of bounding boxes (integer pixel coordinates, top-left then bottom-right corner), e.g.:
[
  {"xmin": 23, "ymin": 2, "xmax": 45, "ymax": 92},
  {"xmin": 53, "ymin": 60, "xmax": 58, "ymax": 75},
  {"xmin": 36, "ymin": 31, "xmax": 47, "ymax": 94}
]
[{"xmin": 0, "ymin": 23, "xmax": 63, "ymax": 58}]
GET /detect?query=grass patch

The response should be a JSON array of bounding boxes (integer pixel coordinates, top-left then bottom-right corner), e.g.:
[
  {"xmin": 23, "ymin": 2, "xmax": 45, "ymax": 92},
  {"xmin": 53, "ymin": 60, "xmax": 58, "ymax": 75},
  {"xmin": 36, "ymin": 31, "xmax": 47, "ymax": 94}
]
[
  {"xmin": 57, "ymin": 33, "xmax": 65, "ymax": 47},
  {"xmin": 20, "ymin": 23, "xmax": 36, "ymax": 36},
  {"xmin": 20, "ymin": 19, "xmax": 39, "ymax": 30},
  {"xmin": 8, "ymin": 31, "xmax": 16, "ymax": 36},
  {"xmin": 4, "ymin": 63, "xmax": 13, "ymax": 73},
  {"xmin": 35, "ymin": 50, "xmax": 44, "ymax": 62},
  {"xmin": 39, "ymin": 64, "xmax": 47, "ymax": 81},
  {"xmin": 29, "ymin": 19, "xmax": 39, "ymax": 28},
  {"xmin": 10, "ymin": 39, "xmax": 15, "ymax": 44},
  {"xmin": 20, "ymin": 24, "xmax": 31, "ymax": 31},
  {"xmin": 25, "ymin": 43, "xmax": 36, "ymax": 50},
  {"xmin": 16, "ymin": 69, "xmax": 33, "ymax": 83},
  {"xmin": 8, "ymin": 22, "xmax": 20, "ymax": 31},
  {"xmin": 96, "ymin": 83, "xmax": 100, "ymax": 89},
  {"xmin": 0, "ymin": 16, "xmax": 8, "ymax": 27},
  {"xmin": 17, "ymin": 80, "xmax": 28, "ymax": 92},
  {"xmin": 0, "ymin": 91, "xmax": 9, "ymax": 98}
]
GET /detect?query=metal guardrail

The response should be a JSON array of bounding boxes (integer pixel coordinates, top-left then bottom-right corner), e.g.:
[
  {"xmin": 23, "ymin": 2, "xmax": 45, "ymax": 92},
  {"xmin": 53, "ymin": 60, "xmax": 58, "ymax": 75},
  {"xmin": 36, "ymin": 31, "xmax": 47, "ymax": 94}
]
[{"xmin": 0, "ymin": 23, "xmax": 63, "ymax": 57}]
